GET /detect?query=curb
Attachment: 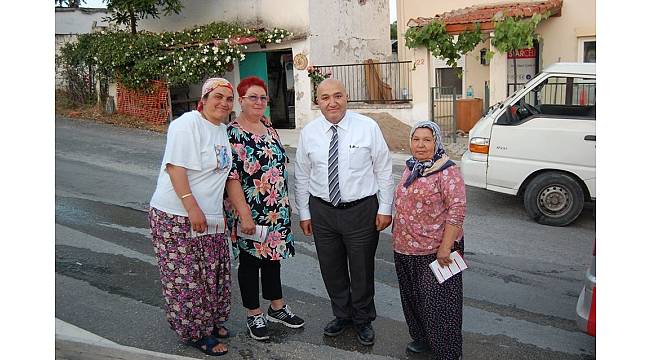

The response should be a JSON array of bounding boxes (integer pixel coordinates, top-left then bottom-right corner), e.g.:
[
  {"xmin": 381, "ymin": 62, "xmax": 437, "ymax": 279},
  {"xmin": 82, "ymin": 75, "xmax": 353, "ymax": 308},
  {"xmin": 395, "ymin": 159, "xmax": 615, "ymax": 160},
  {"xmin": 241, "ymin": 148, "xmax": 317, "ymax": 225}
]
[{"xmin": 55, "ymin": 336, "xmax": 198, "ymax": 360}]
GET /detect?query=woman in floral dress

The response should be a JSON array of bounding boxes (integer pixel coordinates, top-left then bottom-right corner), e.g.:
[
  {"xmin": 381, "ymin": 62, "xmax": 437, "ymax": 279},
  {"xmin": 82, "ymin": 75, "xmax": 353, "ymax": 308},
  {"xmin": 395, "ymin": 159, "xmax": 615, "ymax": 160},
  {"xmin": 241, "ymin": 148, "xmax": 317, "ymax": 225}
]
[
  {"xmin": 149, "ymin": 78, "xmax": 234, "ymax": 356},
  {"xmin": 224, "ymin": 76, "xmax": 304, "ymax": 341},
  {"xmin": 392, "ymin": 120, "xmax": 467, "ymax": 359}
]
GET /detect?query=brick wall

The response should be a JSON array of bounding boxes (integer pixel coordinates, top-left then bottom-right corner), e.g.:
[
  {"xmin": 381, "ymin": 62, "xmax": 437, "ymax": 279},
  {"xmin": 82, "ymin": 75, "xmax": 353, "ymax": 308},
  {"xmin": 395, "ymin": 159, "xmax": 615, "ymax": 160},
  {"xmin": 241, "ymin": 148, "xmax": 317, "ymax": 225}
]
[{"xmin": 116, "ymin": 80, "xmax": 170, "ymax": 124}]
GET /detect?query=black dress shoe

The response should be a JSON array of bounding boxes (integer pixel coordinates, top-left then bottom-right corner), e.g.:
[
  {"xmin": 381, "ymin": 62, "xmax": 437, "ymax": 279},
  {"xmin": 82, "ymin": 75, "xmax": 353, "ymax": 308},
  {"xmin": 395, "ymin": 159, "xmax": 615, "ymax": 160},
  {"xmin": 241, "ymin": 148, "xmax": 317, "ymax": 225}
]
[
  {"xmin": 355, "ymin": 322, "xmax": 375, "ymax": 346},
  {"xmin": 406, "ymin": 340, "xmax": 429, "ymax": 353},
  {"xmin": 324, "ymin": 318, "xmax": 352, "ymax": 337}
]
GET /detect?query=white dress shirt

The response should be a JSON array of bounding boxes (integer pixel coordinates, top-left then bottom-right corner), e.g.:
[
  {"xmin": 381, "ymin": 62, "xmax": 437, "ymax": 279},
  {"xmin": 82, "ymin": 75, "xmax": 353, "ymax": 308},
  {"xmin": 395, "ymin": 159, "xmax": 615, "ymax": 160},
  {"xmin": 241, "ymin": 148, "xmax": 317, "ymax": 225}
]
[{"xmin": 294, "ymin": 111, "xmax": 394, "ymax": 220}]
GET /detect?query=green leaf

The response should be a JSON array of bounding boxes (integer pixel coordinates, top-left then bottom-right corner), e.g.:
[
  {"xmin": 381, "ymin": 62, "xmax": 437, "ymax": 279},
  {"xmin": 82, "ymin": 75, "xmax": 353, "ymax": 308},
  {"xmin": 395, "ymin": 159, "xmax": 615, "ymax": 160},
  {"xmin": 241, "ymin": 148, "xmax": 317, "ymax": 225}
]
[{"xmin": 404, "ymin": 20, "xmax": 483, "ymax": 69}]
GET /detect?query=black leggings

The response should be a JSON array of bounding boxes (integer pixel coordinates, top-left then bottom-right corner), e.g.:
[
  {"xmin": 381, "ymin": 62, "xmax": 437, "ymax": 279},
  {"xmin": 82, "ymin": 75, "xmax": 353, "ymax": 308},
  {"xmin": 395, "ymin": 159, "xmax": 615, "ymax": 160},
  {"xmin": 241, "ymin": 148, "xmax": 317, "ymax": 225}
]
[{"xmin": 238, "ymin": 250, "xmax": 283, "ymax": 310}]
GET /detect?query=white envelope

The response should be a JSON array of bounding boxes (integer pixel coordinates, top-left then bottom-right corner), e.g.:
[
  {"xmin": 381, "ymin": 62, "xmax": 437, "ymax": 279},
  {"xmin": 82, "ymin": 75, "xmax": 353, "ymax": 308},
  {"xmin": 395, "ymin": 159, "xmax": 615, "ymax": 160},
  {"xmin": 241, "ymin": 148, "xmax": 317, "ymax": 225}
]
[
  {"xmin": 429, "ymin": 251, "xmax": 468, "ymax": 283},
  {"xmin": 191, "ymin": 215, "xmax": 227, "ymax": 238},
  {"xmin": 237, "ymin": 225, "xmax": 270, "ymax": 243}
]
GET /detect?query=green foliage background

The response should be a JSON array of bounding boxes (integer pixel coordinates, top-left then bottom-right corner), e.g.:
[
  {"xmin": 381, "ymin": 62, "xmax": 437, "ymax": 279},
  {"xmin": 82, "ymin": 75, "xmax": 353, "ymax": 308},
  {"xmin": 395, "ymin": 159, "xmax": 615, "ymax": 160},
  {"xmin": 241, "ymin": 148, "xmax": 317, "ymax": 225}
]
[
  {"xmin": 491, "ymin": 13, "xmax": 548, "ymax": 57},
  {"xmin": 57, "ymin": 22, "xmax": 292, "ymax": 90},
  {"xmin": 404, "ymin": 13, "xmax": 550, "ymax": 67},
  {"xmin": 404, "ymin": 20, "xmax": 482, "ymax": 68}
]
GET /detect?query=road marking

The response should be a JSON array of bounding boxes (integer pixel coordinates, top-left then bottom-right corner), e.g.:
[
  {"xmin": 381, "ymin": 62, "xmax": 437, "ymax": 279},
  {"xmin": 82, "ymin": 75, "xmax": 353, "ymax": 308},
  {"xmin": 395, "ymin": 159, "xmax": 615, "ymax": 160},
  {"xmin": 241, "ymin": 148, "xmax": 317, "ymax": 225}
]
[
  {"xmin": 98, "ymin": 222, "xmax": 152, "ymax": 237},
  {"xmin": 56, "ymin": 151, "xmax": 159, "ymax": 178},
  {"xmin": 56, "ymin": 224, "xmax": 157, "ymax": 265}
]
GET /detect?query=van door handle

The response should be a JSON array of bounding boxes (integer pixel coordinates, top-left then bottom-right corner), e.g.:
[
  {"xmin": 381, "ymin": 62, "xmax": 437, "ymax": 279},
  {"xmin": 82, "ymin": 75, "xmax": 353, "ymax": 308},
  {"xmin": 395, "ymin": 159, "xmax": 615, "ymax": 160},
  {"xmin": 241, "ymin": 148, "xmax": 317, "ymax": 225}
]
[{"xmin": 584, "ymin": 135, "xmax": 596, "ymax": 141}]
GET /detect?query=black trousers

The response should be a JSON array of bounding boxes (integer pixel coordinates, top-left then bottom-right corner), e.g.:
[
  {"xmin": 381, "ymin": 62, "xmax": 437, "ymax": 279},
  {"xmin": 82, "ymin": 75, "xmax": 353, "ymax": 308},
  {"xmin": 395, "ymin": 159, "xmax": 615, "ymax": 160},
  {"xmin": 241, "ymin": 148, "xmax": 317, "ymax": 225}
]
[
  {"xmin": 238, "ymin": 250, "xmax": 283, "ymax": 310},
  {"xmin": 309, "ymin": 195, "xmax": 380, "ymax": 325}
]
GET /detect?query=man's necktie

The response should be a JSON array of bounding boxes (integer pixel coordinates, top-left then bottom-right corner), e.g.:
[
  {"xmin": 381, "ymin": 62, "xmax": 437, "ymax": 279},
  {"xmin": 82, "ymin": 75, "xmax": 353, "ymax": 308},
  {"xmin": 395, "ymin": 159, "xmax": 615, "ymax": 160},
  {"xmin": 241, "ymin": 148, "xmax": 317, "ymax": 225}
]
[{"xmin": 328, "ymin": 125, "xmax": 341, "ymax": 206}]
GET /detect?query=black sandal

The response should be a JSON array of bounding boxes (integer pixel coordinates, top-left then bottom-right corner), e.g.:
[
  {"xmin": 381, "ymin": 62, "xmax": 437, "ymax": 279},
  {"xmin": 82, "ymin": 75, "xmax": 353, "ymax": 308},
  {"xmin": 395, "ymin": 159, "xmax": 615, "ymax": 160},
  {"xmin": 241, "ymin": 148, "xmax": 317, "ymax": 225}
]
[
  {"xmin": 188, "ymin": 335, "xmax": 228, "ymax": 356},
  {"xmin": 212, "ymin": 325, "xmax": 230, "ymax": 339}
]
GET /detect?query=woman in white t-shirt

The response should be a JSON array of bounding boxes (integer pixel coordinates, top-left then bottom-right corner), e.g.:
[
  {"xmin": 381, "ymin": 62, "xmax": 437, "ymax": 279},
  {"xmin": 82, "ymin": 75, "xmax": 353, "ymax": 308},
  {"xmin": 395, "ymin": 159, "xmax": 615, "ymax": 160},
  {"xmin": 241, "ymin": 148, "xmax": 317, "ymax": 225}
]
[{"xmin": 149, "ymin": 78, "xmax": 234, "ymax": 357}]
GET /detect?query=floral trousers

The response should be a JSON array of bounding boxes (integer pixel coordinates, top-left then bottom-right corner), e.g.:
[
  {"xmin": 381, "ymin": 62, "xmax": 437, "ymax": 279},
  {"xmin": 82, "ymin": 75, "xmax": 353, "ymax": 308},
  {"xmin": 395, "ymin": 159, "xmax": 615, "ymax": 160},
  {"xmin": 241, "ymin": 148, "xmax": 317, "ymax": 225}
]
[{"xmin": 149, "ymin": 207, "xmax": 231, "ymax": 342}]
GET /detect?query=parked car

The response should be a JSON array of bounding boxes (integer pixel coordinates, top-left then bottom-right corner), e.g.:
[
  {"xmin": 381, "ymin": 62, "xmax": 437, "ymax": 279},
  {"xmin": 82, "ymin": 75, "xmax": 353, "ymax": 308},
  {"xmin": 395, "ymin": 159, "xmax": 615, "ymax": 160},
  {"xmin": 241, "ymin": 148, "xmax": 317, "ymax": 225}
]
[
  {"xmin": 461, "ymin": 63, "xmax": 596, "ymax": 226},
  {"xmin": 576, "ymin": 240, "xmax": 596, "ymax": 336}
]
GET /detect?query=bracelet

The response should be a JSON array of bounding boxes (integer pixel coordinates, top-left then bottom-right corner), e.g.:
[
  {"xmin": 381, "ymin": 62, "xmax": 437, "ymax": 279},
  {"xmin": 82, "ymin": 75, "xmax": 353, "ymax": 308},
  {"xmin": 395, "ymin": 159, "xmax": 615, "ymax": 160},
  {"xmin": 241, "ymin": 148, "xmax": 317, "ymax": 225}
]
[{"xmin": 180, "ymin": 193, "xmax": 193, "ymax": 199}]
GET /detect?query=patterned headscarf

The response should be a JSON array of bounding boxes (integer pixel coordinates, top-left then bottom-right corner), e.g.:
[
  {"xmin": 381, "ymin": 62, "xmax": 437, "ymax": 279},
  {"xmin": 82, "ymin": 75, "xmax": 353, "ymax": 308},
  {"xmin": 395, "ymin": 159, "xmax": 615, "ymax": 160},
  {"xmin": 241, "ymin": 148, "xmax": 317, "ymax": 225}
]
[
  {"xmin": 403, "ymin": 120, "xmax": 455, "ymax": 188},
  {"xmin": 197, "ymin": 77, "xmax": 233, "ymax": 112}
]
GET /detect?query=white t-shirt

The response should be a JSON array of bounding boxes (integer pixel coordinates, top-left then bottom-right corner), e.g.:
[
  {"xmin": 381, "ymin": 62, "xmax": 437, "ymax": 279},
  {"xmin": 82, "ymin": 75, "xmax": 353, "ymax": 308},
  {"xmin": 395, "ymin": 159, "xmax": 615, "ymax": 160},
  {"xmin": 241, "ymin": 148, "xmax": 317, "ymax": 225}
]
[{"xmin": 150, "ymin": 111, "xmax": 232, "ymax": 217}]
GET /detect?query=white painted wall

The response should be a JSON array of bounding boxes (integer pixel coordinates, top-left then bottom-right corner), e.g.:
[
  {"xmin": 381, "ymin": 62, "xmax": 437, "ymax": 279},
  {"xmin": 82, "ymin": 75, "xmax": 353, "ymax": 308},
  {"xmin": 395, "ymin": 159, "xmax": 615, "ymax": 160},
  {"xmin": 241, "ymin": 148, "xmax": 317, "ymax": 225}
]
[
  {"xmin": 137, "ymin": 0, "xmax": 390, "ymax": 68},
  {"xmin": 55, "ymin": 8, "xmax": 111, "ymax": 89},
  {"xmin": 55, "ymin": 34, "xmax": 78, "ymax": 89},
  {"xmin": 308, "ymin": 0, "xmax": 390, "ymax": 65},
  {"xmin": 138, "ymin": 0, "xmax": 309, "ymax": 33},
  {"xmin": 535, "ymin": 0, "xmax": 596, "ymax": 67},
  {"xmin": 286, "ymin": 41, "xmax": 313, "ymax": 129},
  {"xmin": 410, "ymin": 47, "xmax": 431, "ymax": 125},
  {"xmin": 489, "ymin": 37, "xmax": 507, "ymax": 107},
  {"xmin": 55, "ymin": 7, "xmax": 110, "ymax": 34}
]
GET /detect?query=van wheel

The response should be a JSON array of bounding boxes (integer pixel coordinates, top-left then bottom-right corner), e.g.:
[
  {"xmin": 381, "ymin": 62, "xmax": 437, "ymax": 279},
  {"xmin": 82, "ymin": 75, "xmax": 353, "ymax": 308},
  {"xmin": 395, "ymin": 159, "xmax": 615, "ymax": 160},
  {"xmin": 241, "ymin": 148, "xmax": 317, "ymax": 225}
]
[{"xmin": 523, "ymin": 172, "xmax": 584, "ymax": 226}]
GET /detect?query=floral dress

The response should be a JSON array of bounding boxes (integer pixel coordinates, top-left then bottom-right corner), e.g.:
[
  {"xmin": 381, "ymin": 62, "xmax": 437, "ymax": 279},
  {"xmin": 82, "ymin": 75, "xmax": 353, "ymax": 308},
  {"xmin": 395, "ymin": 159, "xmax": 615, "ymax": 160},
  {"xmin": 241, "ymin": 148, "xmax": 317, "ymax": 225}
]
[{"xmin": 224, "ymin": 118, "xmax": 295, "ymax": 260}]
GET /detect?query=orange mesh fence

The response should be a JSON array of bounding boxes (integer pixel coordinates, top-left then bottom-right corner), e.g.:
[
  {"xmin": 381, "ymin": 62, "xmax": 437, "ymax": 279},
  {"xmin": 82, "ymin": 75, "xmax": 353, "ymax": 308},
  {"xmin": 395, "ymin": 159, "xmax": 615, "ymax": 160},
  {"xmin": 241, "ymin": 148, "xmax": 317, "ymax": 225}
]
[{"xmin": 117, "ymin": 80, "xmax": 170, "ymax": 124}]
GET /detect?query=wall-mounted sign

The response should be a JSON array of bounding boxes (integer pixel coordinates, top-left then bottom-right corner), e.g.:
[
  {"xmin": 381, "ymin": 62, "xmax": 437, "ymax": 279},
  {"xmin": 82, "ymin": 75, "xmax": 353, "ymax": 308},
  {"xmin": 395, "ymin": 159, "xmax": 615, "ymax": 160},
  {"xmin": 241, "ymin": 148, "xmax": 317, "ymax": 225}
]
[
  {"xmin": 293, "ymin": 53, "xmax": 308, "ymax": 70},
  {"xmin": 507, "ymin": 47, "xmax": 536, "ymax": 83}
]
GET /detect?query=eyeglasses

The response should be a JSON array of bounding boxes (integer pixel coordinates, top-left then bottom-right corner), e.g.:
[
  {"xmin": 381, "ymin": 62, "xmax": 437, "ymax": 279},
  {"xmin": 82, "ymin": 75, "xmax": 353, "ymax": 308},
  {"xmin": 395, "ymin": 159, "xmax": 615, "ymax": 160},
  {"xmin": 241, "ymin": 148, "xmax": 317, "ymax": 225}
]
[{"xmin": 242, "ymin": 95, "xmax": 269, "ymax": 103}]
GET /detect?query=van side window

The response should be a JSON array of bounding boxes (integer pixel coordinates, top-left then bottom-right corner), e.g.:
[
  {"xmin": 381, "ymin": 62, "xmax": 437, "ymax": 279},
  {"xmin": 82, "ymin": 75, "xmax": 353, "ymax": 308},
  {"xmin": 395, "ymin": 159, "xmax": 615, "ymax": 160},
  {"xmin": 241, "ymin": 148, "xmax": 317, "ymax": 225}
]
[
  {"xmin": 499, "ymin": 76, "xmax": 596, "ymax": 125},
  {"xmin": 532, "ymin": 76, "xmax": 596, "ymax": 119}
]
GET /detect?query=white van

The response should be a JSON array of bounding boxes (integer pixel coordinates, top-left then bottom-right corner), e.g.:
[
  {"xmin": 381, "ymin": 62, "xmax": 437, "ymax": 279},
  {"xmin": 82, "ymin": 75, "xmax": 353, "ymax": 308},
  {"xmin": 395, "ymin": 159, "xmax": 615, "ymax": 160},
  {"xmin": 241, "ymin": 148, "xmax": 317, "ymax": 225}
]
[{"xmin": 461, "ymin": 63, "xmax": 595, "ymax": 226}]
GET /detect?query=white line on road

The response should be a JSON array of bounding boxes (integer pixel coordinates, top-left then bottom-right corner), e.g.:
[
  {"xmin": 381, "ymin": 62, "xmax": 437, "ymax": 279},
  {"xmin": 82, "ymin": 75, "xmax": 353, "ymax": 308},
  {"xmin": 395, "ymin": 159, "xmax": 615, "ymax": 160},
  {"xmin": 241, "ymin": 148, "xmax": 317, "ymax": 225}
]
[
  {"xmin": 56, "ymin": 224, "xmax": 158, "ymax": 266},
  {"xmin": 98, "ymin": 222, "xmax": 152, "ymax": 237}
]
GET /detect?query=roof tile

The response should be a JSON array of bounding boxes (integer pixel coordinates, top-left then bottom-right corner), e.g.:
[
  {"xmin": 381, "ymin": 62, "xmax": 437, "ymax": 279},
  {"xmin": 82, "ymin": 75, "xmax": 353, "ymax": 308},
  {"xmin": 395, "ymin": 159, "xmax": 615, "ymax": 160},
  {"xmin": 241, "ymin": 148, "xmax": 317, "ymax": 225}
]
[{"xmin": 408, "ymin": 0, "xmax": 562, "ymax": 27}]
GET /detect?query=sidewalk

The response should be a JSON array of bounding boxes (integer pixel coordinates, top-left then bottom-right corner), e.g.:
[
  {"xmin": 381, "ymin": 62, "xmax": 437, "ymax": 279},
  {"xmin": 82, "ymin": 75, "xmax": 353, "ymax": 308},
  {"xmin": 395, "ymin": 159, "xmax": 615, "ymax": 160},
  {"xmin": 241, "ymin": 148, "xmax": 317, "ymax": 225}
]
[
  {"xmin": 56, "ymin": 338, "xmax": 198, "ymax": 360},
  {"xmin": 56, "ymin": 319, "xmax": 196, "ymax": 360},
  {"xmin": 276, "ymin": 128, "xmax": 468, "ymax": 161}
]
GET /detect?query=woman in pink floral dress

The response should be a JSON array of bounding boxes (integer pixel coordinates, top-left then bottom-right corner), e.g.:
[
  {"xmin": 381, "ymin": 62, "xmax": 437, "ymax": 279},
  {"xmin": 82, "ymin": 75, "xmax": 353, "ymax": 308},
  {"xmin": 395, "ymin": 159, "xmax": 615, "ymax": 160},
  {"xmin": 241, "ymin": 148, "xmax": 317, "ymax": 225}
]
[
  {"xmin": 224, "ymin": 76, "xmax": 304, "ymax": 341},
  {"xmin": 392, "ymin": 120, "xmax": 466, "ymax": 359}
]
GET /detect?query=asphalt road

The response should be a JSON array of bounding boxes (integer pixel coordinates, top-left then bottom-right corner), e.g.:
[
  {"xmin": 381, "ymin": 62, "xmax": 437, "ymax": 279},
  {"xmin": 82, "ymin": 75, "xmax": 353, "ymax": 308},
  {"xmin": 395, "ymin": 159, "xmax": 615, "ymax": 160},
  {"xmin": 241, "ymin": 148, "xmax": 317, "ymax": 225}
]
[{"xmin": 55, "ymin": 117, "xmax": 596, "ymax": 359}]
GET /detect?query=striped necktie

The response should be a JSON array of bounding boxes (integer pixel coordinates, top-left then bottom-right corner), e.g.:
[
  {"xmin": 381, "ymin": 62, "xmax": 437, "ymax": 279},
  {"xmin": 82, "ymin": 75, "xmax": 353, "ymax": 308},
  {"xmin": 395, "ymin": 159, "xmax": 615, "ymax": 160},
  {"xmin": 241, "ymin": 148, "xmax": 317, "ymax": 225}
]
[{"xmin": 328, "ymin": 125, "xmax": 341, "ymax": 206}]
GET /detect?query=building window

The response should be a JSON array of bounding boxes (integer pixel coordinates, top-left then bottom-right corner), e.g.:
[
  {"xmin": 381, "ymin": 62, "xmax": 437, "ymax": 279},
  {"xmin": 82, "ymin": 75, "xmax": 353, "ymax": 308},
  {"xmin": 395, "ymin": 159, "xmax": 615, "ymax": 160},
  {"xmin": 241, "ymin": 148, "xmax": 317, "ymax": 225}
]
[
  {"xmin": 435, "ymin": 67, "xmax": 463, "ymax": 96},
  {"xmin": 578, "ymin": 37, "xmax": 596, "ymax": 63},
  {"xmin": 583, "ymin": 41, "xmax": 596, "ymax": 63}
]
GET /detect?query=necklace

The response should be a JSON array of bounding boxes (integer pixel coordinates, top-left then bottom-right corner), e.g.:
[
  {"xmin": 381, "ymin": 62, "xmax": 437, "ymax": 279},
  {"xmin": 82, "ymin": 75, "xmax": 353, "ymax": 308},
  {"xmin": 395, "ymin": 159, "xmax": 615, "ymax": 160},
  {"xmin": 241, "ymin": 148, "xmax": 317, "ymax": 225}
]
[{"xmin": 239, "ymin": 116, "xmax": 268, "ymax": 136}]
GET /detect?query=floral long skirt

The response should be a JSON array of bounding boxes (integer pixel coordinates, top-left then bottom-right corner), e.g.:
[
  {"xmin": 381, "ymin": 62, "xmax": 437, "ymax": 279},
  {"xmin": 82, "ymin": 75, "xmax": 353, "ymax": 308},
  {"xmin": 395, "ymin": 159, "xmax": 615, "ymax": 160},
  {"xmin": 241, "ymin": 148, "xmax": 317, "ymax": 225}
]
[
  {"xmin": 394, "ymin": 238, "xmax": 464, "ymax": 360},
  {"xmin": 149, "ymin": 207, "xmax": 231, "ymax": 342}
]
